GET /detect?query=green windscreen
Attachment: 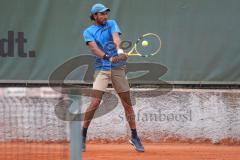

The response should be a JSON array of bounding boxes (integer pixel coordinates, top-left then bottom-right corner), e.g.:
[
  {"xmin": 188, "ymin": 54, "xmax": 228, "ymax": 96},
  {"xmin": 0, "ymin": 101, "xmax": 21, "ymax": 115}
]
[{"xmin": 0, "ymin": 0, "xmax": 239, "ymax": 84}]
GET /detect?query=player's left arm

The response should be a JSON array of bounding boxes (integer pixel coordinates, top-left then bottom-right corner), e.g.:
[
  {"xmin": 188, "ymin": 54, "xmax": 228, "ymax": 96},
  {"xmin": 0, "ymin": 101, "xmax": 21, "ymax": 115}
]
[
  {"xmin": 112, "ymin": 32, "xmax": 122, "ymax": 51},
  {"xmin": 110, "ymin": 32, "xmax": 128, "ymax": 63},
  {"xmin": 107, "ymin": 20, "xmax": 127, "ymax": 63}
]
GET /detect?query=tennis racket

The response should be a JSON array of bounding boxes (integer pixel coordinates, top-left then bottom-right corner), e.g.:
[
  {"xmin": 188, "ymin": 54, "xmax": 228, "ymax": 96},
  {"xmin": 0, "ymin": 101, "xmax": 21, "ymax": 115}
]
[
  {"xmin": 104, "ymin": 33, "xmax": 161, "ymax": 58},
  {"xmin": 121, "ymin": 33, "xmax": 161, "ymax": 58}
]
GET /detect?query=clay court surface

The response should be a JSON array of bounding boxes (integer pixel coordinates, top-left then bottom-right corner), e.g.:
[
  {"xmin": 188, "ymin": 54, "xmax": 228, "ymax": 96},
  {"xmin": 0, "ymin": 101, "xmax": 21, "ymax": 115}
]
[
  {"xmin": 83, "ymin": 143, "xmax": 240, "ymax": 160},
  {"xmin": 1, "ymin": 142, "xmax": 240, "ymax": 160}
]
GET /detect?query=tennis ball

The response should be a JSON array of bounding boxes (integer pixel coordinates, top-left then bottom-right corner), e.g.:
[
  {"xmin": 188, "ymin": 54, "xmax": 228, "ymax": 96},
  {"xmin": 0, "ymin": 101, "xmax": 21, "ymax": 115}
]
[{"xmin": 142, "ymin": 40, "xmax": 149, "ymax": 47}]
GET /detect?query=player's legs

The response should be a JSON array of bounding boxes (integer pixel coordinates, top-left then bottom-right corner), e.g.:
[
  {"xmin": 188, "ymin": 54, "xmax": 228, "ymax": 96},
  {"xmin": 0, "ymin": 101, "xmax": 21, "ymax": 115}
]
[
  {"xmin": 111, "ymin": 67, "xmax": 144, "ymax": 152},
  {"xmin": 111, "ymin": 67, "xmax": 135, "ymax": 128},
  {"xmin": 83, "ymin": 70, "xmax": 110, "ymax": 127},
  {"xmin": 117, "ymin": 91, "xmax": 136, "ymax": 129},
  {"xmin": 83, "ymin": 90, "xmax": 104, "ymax": 128},
  {"xmin": 82, "ymin": 70, "xmax": 110, "ymax": 151}
]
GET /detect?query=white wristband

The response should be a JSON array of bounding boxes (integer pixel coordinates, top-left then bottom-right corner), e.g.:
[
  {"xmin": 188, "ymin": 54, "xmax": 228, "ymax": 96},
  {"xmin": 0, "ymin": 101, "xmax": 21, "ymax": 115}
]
[{"xmin": 117, "ymin": 49, "xmax": 124, "ymax": 54}]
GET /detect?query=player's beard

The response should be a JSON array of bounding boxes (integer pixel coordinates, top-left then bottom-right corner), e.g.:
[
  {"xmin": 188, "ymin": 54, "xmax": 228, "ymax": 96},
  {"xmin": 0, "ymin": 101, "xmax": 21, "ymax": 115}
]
[{"xmin": 96, "ymin": 17, "xmax": 107, "ymax": 25}]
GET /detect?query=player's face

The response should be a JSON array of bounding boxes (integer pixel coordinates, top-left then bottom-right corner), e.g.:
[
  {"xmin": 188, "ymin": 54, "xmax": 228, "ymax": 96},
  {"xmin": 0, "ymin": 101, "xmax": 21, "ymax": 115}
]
[{"xmin": 94, "ymin": 11, "xmax": 109, "ymax": 25}]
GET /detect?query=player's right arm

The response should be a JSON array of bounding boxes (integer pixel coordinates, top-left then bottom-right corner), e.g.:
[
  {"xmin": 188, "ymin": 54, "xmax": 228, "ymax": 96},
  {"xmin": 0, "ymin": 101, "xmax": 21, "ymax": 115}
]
[
  {"xmin": 87, "ymin": 41, "xmax": 109, "ymax": 59},
  {"xmin": 83, "ymin": 30, "xmax": 110, "ymax": 60}
]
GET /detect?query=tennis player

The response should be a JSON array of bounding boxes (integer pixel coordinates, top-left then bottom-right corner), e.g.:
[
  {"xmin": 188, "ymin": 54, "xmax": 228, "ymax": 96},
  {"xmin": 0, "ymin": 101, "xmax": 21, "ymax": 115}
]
[{"xmin": 82, "ymin": 3, "xmax": 144, "ymax": 152}]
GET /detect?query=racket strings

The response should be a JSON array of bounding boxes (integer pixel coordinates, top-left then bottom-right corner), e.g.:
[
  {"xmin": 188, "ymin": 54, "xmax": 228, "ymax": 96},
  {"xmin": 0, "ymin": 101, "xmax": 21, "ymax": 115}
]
[{"xmin": 136, "ymin": 35, "xmax": 161, "ymax": 57}]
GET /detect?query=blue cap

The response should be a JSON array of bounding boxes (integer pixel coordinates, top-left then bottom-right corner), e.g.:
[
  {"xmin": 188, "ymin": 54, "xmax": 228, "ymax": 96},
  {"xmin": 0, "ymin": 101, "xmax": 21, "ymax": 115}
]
[{"xmin": 91, "ymin": 3, "xmax": 110, "ymax": 14}]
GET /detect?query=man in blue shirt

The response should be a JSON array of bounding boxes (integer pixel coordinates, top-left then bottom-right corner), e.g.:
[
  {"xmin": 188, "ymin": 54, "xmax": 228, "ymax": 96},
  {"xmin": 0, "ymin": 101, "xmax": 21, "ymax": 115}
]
[{"xmin": 82, "ymin": 3, "xmax": 144, "ymax": 152}]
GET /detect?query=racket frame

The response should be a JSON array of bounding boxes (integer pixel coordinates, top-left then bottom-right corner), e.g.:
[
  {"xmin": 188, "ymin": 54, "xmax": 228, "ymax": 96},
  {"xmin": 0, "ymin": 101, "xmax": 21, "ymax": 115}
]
[{"xmin": 127, "ymin": 33, "xmax": 161, "ymax": 57}]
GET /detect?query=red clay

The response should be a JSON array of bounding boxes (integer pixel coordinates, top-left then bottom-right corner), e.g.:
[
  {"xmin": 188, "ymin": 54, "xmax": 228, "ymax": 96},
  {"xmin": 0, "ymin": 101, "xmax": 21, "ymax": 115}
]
[
  {"xmin": 1, "ymin": 142, "xmax": 240, "ymax": 160},
  {"xmin": 83, "ymin": 143, "xmax": 240, "ymax": 160},
  {"xmin": 0, "ymin": 142, "xmax": 70, "ymax": 160}
]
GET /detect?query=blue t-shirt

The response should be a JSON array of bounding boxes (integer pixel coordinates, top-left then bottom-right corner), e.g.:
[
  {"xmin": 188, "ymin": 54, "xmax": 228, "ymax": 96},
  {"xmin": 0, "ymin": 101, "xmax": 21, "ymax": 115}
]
[{"xmin": 83, "ymin": 20, "xmax": 126, "ymax": 71}]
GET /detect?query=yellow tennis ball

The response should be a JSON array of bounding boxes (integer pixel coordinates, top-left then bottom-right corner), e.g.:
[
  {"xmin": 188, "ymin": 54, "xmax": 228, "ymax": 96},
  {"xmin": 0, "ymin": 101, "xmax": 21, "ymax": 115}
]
[{"xmin": 142, "ymin": 40, "xmax": 149, "ymax": 47}]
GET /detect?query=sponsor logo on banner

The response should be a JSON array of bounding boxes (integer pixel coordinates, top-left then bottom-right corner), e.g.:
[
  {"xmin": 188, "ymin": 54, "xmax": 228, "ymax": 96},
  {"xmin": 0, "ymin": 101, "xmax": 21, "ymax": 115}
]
[{"xmin": 0, "ymin": 31, "xmax": 36, "ymax": 58}]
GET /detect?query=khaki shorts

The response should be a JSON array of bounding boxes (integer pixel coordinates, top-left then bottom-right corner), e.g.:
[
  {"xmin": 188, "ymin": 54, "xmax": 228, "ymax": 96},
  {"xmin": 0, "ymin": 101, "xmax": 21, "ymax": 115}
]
[{"xmin": 93, "ymin": 67, "xmax": 130, "ymax": 93}]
